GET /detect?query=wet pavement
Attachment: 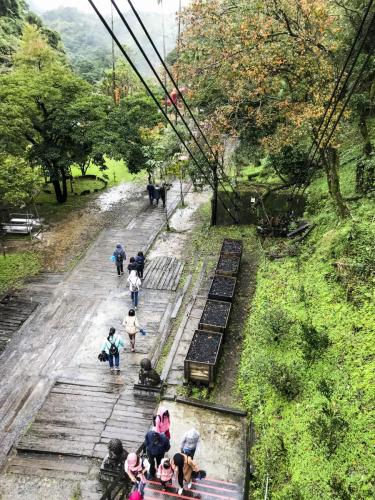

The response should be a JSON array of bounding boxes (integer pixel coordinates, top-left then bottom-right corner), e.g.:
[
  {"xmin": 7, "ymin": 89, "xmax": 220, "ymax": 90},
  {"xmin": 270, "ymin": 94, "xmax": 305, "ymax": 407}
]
[
  {"xmin": 156, "ymin": 400, "xmax": 247, "ymax": 487},
  {"xmin": 0, "ymin": 184, "xmax": 248, "ymax": 499},
  {"xmin": 0, "ymin": 182, "xmax": 188, "ymax": 498}
]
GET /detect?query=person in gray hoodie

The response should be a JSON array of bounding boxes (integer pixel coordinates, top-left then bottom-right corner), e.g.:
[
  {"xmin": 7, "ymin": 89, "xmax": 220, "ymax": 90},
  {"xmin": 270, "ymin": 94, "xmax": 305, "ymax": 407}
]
[
  {"xmin": 113, "ymin": 244, "xmax": 126, "ymax": 276},
  {"xmin": 180, "ymin": 428, "xmax": 200, "ymax": 459}
]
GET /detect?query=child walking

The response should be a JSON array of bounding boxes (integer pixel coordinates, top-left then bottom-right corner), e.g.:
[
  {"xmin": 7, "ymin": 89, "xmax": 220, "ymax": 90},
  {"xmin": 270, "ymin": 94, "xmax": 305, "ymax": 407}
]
[{"xmin": 157, "ymin": 457, "xmax": 174, "ymax": 491}]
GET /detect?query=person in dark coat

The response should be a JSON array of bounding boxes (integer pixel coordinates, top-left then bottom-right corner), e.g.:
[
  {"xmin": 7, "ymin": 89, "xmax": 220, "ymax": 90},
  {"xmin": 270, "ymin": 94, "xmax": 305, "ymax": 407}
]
[
  {"xmin": 146, "ymin": 183, "xmax": 155, "ymax": 205},
  {"xmin": 159, "ymin": 185, "xmax": 166, "ymax": 208},
  {"xmin": 128, "ymin": 256, "xmax": 138, "ymax": 274},
  {"xmin": 113, "ymin": 244, "xmax": 126, "ymax": 276},
  {"xmin": 144, "ymin": 429, "xmax": 170, "ymax": 479},
  {"xmin": 135, "ymin": 251, "xmax": 145, "ymax": 279},
  {"xmin": 154, "ymin": 185, "xmax": 161, "ymax": 206}
]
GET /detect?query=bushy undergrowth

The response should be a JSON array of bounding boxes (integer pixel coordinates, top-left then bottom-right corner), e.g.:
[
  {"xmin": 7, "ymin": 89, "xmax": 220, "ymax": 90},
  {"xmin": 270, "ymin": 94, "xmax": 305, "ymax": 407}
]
[{"xmin": 239, "ymin": 159, "xmax": 374, "ymax": 498}]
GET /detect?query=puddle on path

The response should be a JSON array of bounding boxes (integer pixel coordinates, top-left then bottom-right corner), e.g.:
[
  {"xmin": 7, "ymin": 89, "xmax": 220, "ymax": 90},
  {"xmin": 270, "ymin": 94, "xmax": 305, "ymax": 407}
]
[
  {"xmin": 148, "ymin": 190, "xmax": 210, "ymax": 260},
  {"xmin": 95, "ymin": 182, "xmax": 143, "ymax": 212}
]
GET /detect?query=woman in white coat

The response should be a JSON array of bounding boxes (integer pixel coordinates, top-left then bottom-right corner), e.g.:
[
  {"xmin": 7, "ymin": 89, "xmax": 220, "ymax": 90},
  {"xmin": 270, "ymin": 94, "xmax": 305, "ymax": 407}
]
[
  {"xmin": 123, "ymin": 308, "xmax": 140, "ymax": 352},
  {"xmin": 127, "ymin": 269, "xmax": 141, "ymax": 309}
]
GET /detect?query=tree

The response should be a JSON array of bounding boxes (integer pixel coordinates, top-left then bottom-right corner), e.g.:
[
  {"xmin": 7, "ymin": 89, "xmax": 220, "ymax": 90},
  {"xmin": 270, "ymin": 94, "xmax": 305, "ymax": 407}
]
[
  {"xmin": 0, "ymin": 26, "xmax": 110, "ymax": 202},
  {"xmin": 0, "ymin": 154, "xmax": 42, "ymax": 207},
  {"xmin": 104, "ymin": 91, "xmax": 161, "ymax": 174},
  {"xmin": 337, "ymin": 0, "xmax": 375, "ymax": 193},
  {"xmin": 178, "ymin": 0, "xmax": 351, "ymax": 215}
]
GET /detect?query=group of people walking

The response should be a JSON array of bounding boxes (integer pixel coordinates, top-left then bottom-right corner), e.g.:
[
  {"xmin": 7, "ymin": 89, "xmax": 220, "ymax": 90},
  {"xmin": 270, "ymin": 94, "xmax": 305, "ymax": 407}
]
[
  {"xmin": 113, "ymin": 244, "xmax": 145, "ymax": 307},
  {"xmin": 101, "ymin": 245, "xmax": 146, "ymax": 369},
  {"xmin": 147, "ymin": 182, "xmax": 166, "ymax": 207},
  {"xmin": 125, "ymin": 407, "xmax": 203, "ymax": 497}
]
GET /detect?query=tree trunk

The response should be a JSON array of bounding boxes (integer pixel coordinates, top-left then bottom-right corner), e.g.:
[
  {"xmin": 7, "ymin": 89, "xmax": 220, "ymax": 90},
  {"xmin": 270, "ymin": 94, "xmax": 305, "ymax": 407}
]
[
  {"xmin": 61, "ymin": 172, "xmax": 68, "ymax": 203},
  {"xmin": 358, "ymin": 114, "xmax": 373, "ymax": 156},
  {"xmin": 356, "ymin": 112, "xmax": 374, "ymax": 194},
  {"xmin": 52, "ymin": 179, "xmax": 65, "ymax": 203},
  {"xmin": 322, "ymin": 147, "xmax": 350, "ymax": 218}
]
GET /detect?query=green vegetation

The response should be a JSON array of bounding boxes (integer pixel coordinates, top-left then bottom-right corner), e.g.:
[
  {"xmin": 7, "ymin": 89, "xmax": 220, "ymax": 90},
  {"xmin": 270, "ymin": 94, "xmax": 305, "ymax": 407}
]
[
  {"xmin": 70, "ymin": 158, "xmax": 146, "ymax": 187},
  {"xmin": 41, "ymin": 7, "xmax": 177, "ymax": 82},
  {"xmin": 0, "ymin": 252, "xmax": 41, "ymax": 295},
  {"xmin": 239, "ymin": 151, "xmax": 374, "ymax": 498}
]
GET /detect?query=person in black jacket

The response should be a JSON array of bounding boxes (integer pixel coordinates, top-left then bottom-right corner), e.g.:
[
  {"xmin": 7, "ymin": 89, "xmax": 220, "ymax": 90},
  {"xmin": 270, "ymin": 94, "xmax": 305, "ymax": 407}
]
[
  {"xmin": 135, "ymin": 251, "xmax": 145, "ymax": 279},
  {"xmin": 146, "ymin": 183, "xmax": 155, "ymax": 205},
  {"xmin": 113, "ymin": 244, "xmax": 126, "ymax": 276},
  {"xmin": 144, "ymin": 429, "xmax": 170, "ymax": 479},
  {"xmin": 159, "ymin": 185, "xmax": 166, "ymax": 208},
  {"xmin": 154, "ymin": 185, "xmax": 161, "ymax": 206},
  {"xmin": 127, "ymin": 256, "xmax": 138, "ymax": 274}
]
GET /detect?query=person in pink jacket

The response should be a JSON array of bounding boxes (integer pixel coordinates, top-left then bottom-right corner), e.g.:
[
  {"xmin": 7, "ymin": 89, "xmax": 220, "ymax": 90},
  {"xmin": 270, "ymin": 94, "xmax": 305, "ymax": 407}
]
[
  {"xmin": 125, "ymin": 452, "xmax": 149, "ymax": 496},
  {"xmin": 156, "ymin": 457, "xmax": 174, "ymax": 490},
  {"xmin": 154, "ymin": 407, "xmax": 171, "ymax": 439}
]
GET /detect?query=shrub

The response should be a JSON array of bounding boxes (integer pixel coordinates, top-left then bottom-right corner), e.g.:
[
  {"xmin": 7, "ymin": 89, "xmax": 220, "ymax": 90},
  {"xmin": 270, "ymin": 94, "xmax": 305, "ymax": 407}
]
[{"xmin": 267, "ymin": 363, "xmax": 302, "ymax": 400}]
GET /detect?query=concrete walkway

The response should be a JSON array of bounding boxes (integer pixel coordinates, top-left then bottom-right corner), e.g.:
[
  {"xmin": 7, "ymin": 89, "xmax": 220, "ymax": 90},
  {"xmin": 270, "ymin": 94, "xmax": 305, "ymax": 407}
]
[
  {"xmin": 0, "ymin": 183, "xmax": 187, "ymax": 496},
  {"xmin": 0, "ymin": 182, "xmax": 249, "ymax": 500}
]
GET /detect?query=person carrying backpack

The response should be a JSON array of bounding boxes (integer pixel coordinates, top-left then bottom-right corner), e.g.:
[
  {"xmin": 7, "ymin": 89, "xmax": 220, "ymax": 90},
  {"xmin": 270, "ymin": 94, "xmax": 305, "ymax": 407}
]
[
  {"xmin": 127, "ymin": 270, "xmax": 142, "ymax": 309},
  {"xmin": 154, "ymin": 407, "xmax": 171, "ymax": 440},
  {"xmin": 125, "ymin": 452, "xmax": 150, "ymax": 496},
  {"xmin": 100, "ymin": 327, "xmax": 125, "ymax": 372},
  {"xmin": 171, "ymin": 452, "xmax": 200, "ymax": 496},
  {"xmin": 135, "ymin": 251, "xmax": 145, "ymax": 279},
  {"xmin": 122, "ymin": 308, "xmax": 141, "ymax": 352},
  {"xmin": 113, "ymin": 244, "xmax": 126, "ymax": 276},
  {"xmin": 144, "ymin": 429, "xmax": 170, "ymax": 479}
]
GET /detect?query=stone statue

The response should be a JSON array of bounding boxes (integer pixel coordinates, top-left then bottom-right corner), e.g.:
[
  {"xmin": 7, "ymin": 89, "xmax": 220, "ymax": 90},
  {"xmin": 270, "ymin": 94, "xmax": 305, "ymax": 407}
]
[
  {"xmin": 100, "ymin": 438, "xmax": 127, "ymax": 480},
  {"xmin": 139, "ymin": 358, "xmax": 161, "ymax": 386}
]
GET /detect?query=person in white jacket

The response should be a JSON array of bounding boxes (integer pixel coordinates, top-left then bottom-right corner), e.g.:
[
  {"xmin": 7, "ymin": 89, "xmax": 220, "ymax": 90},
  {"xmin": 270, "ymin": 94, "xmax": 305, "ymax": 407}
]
[
  {"xmin": 123, "ymin": 308, "xmax": 140, "ymax": 352},
  {"xmin": 127, "ymin": 269, "xmax": 141, "ymax": 309}
]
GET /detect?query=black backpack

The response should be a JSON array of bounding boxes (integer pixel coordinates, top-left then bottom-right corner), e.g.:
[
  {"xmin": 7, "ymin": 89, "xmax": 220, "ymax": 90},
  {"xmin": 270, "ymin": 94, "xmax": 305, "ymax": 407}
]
[
  {"xmin": 109, "ymin": 338, "xmax": 119, "ymax": 356},
  {"xmin": 116, "ymin": 252, "xmax": 122, "ymax": 263}
]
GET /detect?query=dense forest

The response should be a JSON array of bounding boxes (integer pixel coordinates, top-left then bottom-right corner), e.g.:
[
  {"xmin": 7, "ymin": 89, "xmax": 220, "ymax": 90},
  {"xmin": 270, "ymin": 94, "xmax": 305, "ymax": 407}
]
[{"xmin": 0, "ymin": 0, "xmax": 374, "ymax": 498}]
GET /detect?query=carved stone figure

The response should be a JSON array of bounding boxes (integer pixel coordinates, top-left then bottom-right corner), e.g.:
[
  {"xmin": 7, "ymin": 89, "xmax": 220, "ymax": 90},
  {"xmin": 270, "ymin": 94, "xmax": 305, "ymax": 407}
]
[
  {"xmin": 139, "ymin": 358, "xmax": 161, "ymax": 386},
  {"xmin": 100, "ymin": 438, "xmax": 127, "ymax": 480}
]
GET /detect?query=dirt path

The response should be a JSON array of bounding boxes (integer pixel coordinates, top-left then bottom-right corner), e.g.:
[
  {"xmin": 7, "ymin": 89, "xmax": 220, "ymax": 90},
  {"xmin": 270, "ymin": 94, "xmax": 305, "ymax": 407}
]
[{"xmin": 211, "ymin": 245, "xmax": 260, "ymax": 407}]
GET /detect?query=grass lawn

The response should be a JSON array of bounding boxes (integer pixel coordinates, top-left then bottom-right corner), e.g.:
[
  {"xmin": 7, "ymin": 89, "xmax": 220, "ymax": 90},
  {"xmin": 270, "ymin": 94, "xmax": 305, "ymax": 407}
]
[
  {"xmin": 70, "ymin": 157, "xmax": 146, "ymax": 187},
  {"xmin": 0, "ymin": 252, "xmax": 41, "ymax": 296}
]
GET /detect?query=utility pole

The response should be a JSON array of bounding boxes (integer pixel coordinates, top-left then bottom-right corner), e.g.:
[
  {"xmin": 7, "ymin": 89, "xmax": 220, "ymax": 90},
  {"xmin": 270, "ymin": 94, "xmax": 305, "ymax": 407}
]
[
  {"xmin": 175, "ymin": 0, "xmax": 182, "ymax": 125},
  {"xmin": 159, "ymin": 0, "xmax": 168, "ymax": 117},
  {"xmin": 164, "ymin": 185, "xmax": 170, "ymax": 231},
  {"xmin": 111, "ymin": 2, "xmax": 116, "ymax": 104},
  {"xmin": 211, "ymin": 155, "xmax": 218, "ymax": 226}
]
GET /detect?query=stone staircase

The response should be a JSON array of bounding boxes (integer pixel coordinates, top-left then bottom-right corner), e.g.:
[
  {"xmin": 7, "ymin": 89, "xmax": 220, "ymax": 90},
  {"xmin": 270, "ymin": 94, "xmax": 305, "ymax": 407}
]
[{"xmin": 145, "ymin": 477, "xmax": 243, "ymax": 500}]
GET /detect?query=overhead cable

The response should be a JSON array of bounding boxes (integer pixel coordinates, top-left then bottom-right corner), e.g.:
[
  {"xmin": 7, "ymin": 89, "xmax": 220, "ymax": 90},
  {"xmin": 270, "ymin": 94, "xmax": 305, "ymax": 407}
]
[
  {"xmin": 124, "ymin": 0, "xmax": 239, "ymax": 197},
  {"xmin": 88, "ymin": 0, "xmax": 238, "ymax": 223},
  {"xmin": 111, "ymin": 0, "xmax": 238, "ymax": 209}
]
